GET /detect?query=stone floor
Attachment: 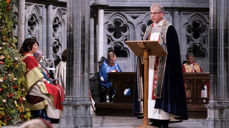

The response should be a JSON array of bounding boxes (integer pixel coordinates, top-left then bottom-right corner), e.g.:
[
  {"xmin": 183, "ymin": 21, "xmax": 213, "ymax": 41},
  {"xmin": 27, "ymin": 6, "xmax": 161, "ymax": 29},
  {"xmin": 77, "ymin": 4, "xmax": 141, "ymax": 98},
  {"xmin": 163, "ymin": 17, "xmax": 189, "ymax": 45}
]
[
  {"xmin": 92, "ymin": 115, "xmax": 205, "ymax": 128},
  {"xmin": 3, "ymin": 115, "xmax": 205, "ymax": 128}
]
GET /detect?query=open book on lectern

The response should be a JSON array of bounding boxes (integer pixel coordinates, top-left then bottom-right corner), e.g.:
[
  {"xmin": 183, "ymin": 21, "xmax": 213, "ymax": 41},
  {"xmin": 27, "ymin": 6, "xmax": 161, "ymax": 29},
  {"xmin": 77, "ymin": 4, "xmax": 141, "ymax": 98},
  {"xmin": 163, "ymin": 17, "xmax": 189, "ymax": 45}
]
[{"xmin": 125, "ymin": 40, "xmax": 167, "ymax": 56}]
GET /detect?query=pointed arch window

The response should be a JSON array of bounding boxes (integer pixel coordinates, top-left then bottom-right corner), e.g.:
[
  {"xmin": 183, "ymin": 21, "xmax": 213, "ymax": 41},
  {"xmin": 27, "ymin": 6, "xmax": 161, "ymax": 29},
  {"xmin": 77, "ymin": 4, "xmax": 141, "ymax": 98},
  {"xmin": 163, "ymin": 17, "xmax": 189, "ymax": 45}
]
[{"xmin": 185, "ymin": 14, "xmax": 208, "ymax": 58}]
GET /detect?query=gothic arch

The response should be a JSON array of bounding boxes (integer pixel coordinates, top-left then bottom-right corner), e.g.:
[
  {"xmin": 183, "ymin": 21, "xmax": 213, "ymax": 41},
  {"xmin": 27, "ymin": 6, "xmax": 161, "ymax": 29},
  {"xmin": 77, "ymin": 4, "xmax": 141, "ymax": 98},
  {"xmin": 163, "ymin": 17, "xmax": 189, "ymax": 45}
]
[
  {"xmin": 104, "ymin": 12, "xmax": 134, "ymax": 56},
  {"xmin": 13, "ymin": 5, "xmax": 18, "ymax": 39},
  {"xmin": 104, "ymin": 12, "xmax": 135, "ymax": 71},
  {"xmin": 25, "ymin": 4, "xmax": 43, "ymax": 42},
  {"xmin": 52, "ymin": 8, "xmax": 67, "ymax": 61},
  {"xmin": 183, "ymin": 13, "xmax": 208, "ymax": 58}
]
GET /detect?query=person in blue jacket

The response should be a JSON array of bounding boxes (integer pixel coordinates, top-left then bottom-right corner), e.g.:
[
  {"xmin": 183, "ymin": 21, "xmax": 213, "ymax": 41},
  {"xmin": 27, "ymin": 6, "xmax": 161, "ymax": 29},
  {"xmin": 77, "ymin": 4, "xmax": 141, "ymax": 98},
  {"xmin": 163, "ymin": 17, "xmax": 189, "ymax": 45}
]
[{"xmin": 99, "ymin": 50, "xmax": 122, "ymax": 101}]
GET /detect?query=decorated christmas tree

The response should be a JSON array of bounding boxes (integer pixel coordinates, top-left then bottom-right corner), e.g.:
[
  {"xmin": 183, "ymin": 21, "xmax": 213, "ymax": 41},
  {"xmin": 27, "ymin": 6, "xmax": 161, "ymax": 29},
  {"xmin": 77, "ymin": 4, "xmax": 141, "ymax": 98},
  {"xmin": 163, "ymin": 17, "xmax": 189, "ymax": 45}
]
[{"xmin": 0, "ymin": 0, "xmax": 30, "ymax": 126}]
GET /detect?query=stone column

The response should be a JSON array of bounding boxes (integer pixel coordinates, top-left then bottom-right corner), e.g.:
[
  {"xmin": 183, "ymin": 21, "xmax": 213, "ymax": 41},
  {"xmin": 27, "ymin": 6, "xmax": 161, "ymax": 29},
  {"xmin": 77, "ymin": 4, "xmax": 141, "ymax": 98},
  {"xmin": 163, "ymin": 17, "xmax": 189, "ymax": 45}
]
[
  {"xmin": 90, "ymin": 17, "xmax": 95, "ymax": 75},
  {"xmin": 59, "ymin": 0, "xmax": 92, "ymax": 127},
  {"xmin": 205, "ymin": 0, "xmax": 229, "ymax": 128},
  {"xmin": 93, "ymin": 0, "xmax": 107, "ymax": 63},
  {"xmin": 17, "ymin": 0, "xmax": 25, "ymax": 49},
  {"xmin": 47, "ymin": 5, "xmax": 53, "ymax": 59},
  {"xmin": 89, "ymin": 0, "xmax": 108, "ymax": 102},
  {"xmin": 97, "ymin": 8, "xmax": 104, "ymax": 61}
]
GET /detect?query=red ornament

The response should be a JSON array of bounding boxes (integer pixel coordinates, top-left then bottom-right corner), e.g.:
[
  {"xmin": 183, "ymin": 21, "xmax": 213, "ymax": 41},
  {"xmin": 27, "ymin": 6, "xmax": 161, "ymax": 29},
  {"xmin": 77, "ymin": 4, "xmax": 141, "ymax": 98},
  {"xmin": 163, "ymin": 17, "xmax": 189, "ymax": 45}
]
[
  {"xmin": 20, "ymin": 115, "xmax": 25, "ymax": 118},
  {"xmin": 0, "ymin": 61, "xmax": 4, "ymax": 64},
  {"xmin": 8, "ymin": 93, "xmax": 13, "ymax": 98},
  {"xmin": 6, "ymin": 5, "xmax": 10, "ymax": 11},
  {"xmin": 6, "ymin": 0, "xmax": 10, "ymax": 3},
  {"xmin": 0, "ymin": 88, "xmax": 2, "ymax": 92},
  {"xmin": 0, "ymin": 115, "xmax": 2, "ymax": 119},
  {"xmin": 19, "ymin": 97, "xmax": 22, "ymax": 104},
  {"xmin": 13, "ymin": 85, "xmax": 18, "ymax": 89},
  {"xmin": 6, "ymin": 116, "xmax": 10, "ymax": 120}
]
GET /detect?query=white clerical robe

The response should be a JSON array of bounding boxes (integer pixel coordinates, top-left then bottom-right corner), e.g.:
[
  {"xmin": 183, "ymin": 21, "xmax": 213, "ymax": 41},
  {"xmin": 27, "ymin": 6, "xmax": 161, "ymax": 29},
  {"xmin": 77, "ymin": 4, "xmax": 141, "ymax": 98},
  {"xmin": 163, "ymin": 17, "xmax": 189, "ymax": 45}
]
[{"xmin": 147, "ymin": 20, "xmax": 169, "ymax": 120}]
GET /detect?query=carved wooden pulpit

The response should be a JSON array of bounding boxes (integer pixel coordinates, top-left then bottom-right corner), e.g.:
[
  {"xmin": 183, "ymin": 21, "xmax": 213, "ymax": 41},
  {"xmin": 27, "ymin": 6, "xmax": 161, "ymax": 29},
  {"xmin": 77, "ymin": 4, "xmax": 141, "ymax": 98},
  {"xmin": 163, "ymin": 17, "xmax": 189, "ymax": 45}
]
[
  {"xmin": 183, "ymin": 72, "xmax": 210, "ymax": 118},
  {"xmin": 125, "ymin": 40, "xmax": 167, "ymax": 128}
]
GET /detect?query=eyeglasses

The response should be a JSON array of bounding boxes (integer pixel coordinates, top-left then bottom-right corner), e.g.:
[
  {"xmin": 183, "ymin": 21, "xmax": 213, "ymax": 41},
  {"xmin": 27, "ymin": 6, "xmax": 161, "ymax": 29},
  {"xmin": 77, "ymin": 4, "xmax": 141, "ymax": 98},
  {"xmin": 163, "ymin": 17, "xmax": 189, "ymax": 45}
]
[
  {"xmin": 108, "ymin": 59, "xmax": 116, "ymax": 62},
  {"xmin": 151, "ymin": 12, "xmax": 162, "ymax": 15}
]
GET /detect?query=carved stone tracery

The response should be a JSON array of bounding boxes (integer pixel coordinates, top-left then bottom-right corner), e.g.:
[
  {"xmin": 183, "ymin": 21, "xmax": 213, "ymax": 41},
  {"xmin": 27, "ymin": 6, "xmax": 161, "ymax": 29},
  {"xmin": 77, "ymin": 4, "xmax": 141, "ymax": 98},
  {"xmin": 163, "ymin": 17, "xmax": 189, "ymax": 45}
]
[
  {"xmin": 105, "ymin": 13, "xmax": 131, "ymax": 58},
  {"xmin": 107, "ymin": 20, "xmax": 128, "ymax": 39},
  {"xmin": 13, "ymin": 5, "xmax": 18, "ymax": 39},
  {"xmin": 25, "ymin": 4, "xmax": 43, "ymax": 42},
  {"xmin": 184, "ymin": 14, "xmax": 208, "ymax": 58},
  {"xmin": 52, "ymin": 8, "xmax": 66, "ymax": 63}
]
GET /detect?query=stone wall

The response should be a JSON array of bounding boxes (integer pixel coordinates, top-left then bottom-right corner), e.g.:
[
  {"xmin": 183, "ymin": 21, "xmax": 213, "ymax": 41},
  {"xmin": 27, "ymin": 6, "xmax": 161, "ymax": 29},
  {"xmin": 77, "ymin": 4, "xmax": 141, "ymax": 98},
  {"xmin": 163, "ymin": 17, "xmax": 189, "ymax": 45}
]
[
  {"xmin": 90, "ymin": 0, "xmax": 209, "ymax": 73},
  {"xmin": 16, "ymin": 0, "xmax": 67, "ymax": 67},
  {"xmin": 90, "ymin": 0, "xmax": 209, "ymax": 102}
]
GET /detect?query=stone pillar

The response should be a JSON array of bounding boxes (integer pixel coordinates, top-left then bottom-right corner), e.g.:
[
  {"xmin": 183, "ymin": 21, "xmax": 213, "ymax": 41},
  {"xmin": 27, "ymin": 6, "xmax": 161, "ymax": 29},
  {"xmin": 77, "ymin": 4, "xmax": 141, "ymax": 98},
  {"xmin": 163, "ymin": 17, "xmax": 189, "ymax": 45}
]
[
  {"xmin": 97, "ymin": 8, "xmax": 104, "ymax": 61},
  {"xmin": 17, "ymin": 0, "xmax": 25, "ymax": 49},
  {"xmin": 59, "ymin": 0, "xmax": 92, "ymax": 127},
  {"xmin": 173, "ymin": 11, "xmax": 182, "ymax": 55},
  {"xmin": 93, "ymin": 0, "xmax": 107, "ymax": 62},
  {"xmin": 89, "ymin": 0, "xmax": 108, "ymax": 102},
  {"xmin": 205, "ymin": 0, "xmax": 229, "ymax": 128},
  {"xmin": 47, "ymin": 5, "xmax": 53, "ymax": 59},
  {"xmin": 90, "ymin": 17, "xmax": 95, "ymax": 75}
]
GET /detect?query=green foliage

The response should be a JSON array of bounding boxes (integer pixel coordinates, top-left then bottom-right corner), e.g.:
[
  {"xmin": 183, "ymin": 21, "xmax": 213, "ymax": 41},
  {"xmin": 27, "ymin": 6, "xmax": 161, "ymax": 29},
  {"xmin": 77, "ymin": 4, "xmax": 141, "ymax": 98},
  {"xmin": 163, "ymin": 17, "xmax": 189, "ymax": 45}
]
[{"xmin": 0, "ymin": 0, "xmax": 30, "ymax": 126}]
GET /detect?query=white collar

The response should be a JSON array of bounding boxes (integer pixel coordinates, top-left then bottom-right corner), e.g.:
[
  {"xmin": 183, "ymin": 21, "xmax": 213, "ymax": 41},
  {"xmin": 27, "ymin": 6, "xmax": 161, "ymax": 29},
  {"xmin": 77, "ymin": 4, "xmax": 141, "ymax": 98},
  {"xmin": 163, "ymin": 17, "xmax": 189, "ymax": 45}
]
[{"xmin": 154, "ymin": 20, "xmax": 164, "ymax": 27}]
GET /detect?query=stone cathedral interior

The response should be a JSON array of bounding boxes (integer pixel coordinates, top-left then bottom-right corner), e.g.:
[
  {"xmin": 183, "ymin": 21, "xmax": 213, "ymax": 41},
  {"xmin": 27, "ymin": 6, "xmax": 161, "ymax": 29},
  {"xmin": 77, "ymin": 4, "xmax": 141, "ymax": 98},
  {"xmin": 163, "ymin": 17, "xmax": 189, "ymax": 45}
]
[{"xmin": 1, "ymin": 0, "xmax": 228, "ymax": 127}]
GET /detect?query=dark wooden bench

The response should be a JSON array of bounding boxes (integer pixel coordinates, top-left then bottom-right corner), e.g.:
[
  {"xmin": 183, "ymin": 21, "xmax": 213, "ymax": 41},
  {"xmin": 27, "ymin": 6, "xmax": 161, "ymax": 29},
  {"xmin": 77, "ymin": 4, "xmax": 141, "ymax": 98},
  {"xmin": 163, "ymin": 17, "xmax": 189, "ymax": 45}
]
[
  {"xmin": 183, "ymin": 72, "xmax": 210, "ymax": 118},
  {"xmin": 95, "ymin": 72, "xmax": 210, "ymax": 118},
  {"xmin": 95, "ymin": 72, "xmax": 136, "ymax": 116}
]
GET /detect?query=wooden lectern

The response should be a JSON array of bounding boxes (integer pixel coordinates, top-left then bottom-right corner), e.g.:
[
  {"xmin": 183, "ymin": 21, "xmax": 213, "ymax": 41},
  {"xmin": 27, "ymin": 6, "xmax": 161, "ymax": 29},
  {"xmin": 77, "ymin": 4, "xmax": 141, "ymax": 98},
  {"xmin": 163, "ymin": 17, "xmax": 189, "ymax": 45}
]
[{"xmin": 125, "ymin": 40, "xmax": 167, "ymax": 128}]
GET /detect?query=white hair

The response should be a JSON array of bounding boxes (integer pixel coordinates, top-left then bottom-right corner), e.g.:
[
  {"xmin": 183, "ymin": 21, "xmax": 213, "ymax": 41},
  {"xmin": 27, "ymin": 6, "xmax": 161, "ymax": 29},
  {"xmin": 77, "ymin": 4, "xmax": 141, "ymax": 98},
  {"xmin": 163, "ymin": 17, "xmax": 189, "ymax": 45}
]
[
  {"xmin": 150, "ymin": 4, "xmax": 164, "ymax": 13},
  {"xmin": 33, "ymin": 50, "xmax": 42, "ymax": 58}
]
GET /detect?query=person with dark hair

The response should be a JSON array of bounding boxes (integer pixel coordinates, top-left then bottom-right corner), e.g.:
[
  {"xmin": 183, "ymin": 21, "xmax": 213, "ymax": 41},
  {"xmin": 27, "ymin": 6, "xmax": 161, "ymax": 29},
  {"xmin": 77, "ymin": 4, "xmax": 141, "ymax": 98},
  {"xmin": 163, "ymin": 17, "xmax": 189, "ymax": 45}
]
[
  {"xmin": 182, "ymin": 52, "xmax": 203, "ymax": 73},
  {"xmin": 99, "ymin": 50, "xmax": 122, "ymax": 102},
  {"xmin": 140, "ymin": 4, "xmax": 188, "ymax": 127},
  {"xmin": 19, "ymin": 38, "xmax": 64, "ymax": 121},
  {"xmin": 98, "ymin": 56, "xmax": 106, "ymax": 69},
  {"xmin": 55, "ymin": 49, "xmax": 68, "ymax": 94},
  {"xmin": 54, "ymin": 56, "xmax": 61, "ymax": 67}
]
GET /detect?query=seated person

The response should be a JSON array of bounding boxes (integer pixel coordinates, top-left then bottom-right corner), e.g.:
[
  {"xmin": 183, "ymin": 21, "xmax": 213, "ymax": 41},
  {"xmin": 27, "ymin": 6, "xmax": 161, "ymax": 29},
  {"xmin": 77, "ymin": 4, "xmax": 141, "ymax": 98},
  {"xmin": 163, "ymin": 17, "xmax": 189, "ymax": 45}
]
[
  {"xmin": 19, "ymin": 38, "xmax": 64, "ymax": 122},
  {"xmin": 34, "ymin": 51, "xmax": 65, "ymax": 96},
  {"xmin": 182, "ymin": 52, "xmax": 209, "ymax": 98},
  {"xmin": 33, "ymin": 51, "xmax": 54, "ymax": 84},
  {"xmin": 99, "ymin": 50, "xmax": 122, "ymax": 102},
  {"xmin": 182, "ymin": 52, "xmax": 202, "ymax": 73}
]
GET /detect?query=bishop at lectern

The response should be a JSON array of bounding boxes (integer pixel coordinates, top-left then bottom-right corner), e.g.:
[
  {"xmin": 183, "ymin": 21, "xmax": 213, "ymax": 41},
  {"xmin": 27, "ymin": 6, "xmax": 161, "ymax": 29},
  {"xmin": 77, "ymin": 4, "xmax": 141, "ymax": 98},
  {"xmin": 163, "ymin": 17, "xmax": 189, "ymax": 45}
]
[{"xmin": 126, "ymin": 4, "xmax": 188, "ymax": 128}]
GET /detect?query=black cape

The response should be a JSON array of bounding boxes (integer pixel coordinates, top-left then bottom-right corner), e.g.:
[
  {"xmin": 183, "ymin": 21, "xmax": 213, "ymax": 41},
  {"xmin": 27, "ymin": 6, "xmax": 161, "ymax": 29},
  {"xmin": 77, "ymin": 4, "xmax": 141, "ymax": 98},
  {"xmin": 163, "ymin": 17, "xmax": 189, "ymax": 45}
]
[{"xmin": 154, "ymin": 25, "xmax": 188, "ymax": 120}]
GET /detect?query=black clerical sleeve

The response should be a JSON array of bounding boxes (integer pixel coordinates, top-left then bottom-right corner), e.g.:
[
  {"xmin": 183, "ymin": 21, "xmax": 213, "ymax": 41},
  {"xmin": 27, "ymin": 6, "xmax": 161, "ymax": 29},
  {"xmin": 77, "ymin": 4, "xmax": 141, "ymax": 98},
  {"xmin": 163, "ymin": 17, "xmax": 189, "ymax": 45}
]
[{"xmin": 155, "ymin": 25, "xmax": 188, "ymax": 120}]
